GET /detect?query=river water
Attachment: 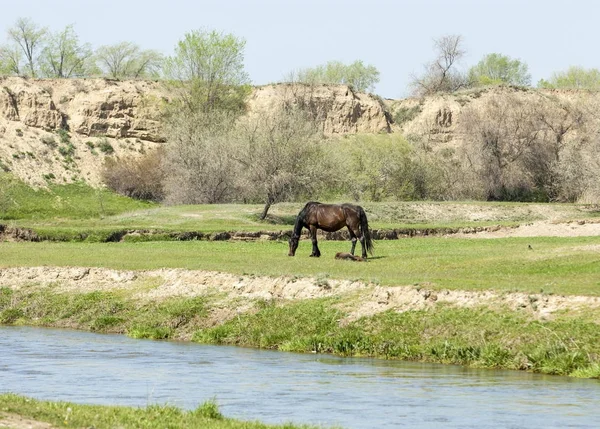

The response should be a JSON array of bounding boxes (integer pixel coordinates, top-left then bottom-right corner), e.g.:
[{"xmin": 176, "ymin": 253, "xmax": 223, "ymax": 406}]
[{"xmin": 1, "ymin": 326, "xmax": 599, "ymax": 428}]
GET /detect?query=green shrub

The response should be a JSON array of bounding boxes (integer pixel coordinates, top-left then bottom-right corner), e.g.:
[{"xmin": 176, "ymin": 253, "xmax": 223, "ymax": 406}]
[
  {"xmin": 98, "ymin": 139, "xmax": 114, "ymax": 154},
  {"xmin": 58, "ymin": 143, "xmax": 75, "ymax": 157},
  {"xmin": 57, "ymin": 129, "xmax": 70, "ymax": 144},
  {"xmin": 393, "ymin": 105, "xmax": 422, "ymax": 126}
]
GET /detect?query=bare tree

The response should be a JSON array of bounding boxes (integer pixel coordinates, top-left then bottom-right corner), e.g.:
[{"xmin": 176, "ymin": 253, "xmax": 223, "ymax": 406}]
[
  {"xmin": 232, "ymin": 106, "xmax": 328, "ymax": 219},
  {"xmin": 7, "ymin": 17, "xmax": 47, "ymax": 77},
  {"xmin": 460, "ymin": 93, "xmax": 545, "ymax": 200},
  {"xmin": 102, "ymin": 147, "xmax": 165, "ymax": 202},
  {"xmin": 162, "ymin": 109, "xmax": 239, "ymax": 204},
  {"xmin": 410, "ymin": 35, "xmax": 468, "ymax": 96},
  {"xmin": 95, "ymin": 42, "xmax": 162, "ymax": 79}
]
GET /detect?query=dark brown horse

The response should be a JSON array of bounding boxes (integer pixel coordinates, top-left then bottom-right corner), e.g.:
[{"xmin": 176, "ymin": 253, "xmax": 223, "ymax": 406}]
[{"xmin": 288, "ymin": 202, "xmax": 374, "ymax": 258}]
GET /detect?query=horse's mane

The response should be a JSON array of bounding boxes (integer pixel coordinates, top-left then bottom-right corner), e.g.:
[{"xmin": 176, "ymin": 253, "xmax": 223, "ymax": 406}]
[{"xmin": 293, "ymin": 202, "xmax": 320, "ymax": 236}]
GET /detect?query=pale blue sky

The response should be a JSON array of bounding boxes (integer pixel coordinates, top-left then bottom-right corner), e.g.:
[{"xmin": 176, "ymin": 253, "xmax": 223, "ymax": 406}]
[{"xmin": 1, "ymin": 0, "xmax": 598, "ymax": 98}]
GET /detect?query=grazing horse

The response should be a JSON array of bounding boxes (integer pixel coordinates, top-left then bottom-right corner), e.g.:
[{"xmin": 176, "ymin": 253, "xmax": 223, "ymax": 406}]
[{"xmin": 288, "ymin": 202, "xmax": 374, "ymax": 258}]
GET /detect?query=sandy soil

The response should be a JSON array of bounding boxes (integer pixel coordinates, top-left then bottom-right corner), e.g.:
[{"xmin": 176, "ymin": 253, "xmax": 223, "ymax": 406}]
[
  {"xmin": 0, "ymin": 413, "xmax": 56, "ymax": 429},
  {"xmin": 1, "ymin": 261, "xmax": 599, "ymax": 328},
  {"xmin": 452, "ymin": 219, "xmax": 600, "ymax": 238}
]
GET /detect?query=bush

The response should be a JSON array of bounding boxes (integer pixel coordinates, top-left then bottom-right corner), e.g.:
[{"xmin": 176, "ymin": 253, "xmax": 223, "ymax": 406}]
[
  {"xmin": 326, "ymin": 134, "xmax": 451, "ymax": 201},
  {"xmin": 394, "ymin": 105, "xmax": 422, "ymax": 126},
  {"xmin": 102, "ymin": 148, "xmax": 165, "ymax": 201},
  {"xmin": 57, "ymin": 129, "xmax": 70, "ymax": 143},
  {"xmin": 98, "ymin": 138, "xmax": 114, "ymax": 154},
  {"xmin": 58, "ymin": 143, "xmax": 75, "ymax": 157}
]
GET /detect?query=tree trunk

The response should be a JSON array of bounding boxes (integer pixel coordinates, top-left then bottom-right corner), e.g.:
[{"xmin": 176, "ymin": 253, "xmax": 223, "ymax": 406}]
[{"xmin": 260, "ymin": 200, "xmax": 272, "ymax": 220}]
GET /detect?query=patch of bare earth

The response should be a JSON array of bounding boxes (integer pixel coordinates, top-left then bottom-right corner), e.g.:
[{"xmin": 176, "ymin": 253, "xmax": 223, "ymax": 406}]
[
  {"xmin": 452, "ymin": 219, "xmax": 600, "ymax": 238},
  {"xmin": 1, "ymin": 266, "xmax": 599, "ymax": 326},
  {"xmin": 0, "ymin": 413, "xmax": 56, "ymax": 429}
]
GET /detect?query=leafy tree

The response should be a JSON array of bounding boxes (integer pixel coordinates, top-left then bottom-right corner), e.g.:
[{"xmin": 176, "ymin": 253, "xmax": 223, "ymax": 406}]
[
  {"xmin": 6, "ymin": 17, "xmax": 47, "ymax": 77},
  {"xmin": 39, "ymin": 25, "xmax": 92, "ymax": 78},
  {"xmin": 164, "ymin": 29, "xmax": 250, "ymax": 113},
  {"xmin": 295, "ymin": 60, "xmax": 380, "ymax": 92},
  {"xmin": 339, "ymin": 134, "xmax": 415, "ymax": 201},
  {"xmin": 94, "ymin": 42, "xmax": 163, "ymax": 79},
  {"xmin": 0, "ymin": 45, "xmax": 22, "ymax": 75},
  {"xmin": 410, "ymin": 34, "xmax": 468, "ymax": 96},
  {"xmin": 161, "ymin": 29, "xmax": 252, "ymax": 205},
  {"xmin": 468, "ymin": 53, "xmax": 531, "ymax": 86},
  {"xmin": 538, "ymin": 66, "xmax": 600, "ymax": 89}
]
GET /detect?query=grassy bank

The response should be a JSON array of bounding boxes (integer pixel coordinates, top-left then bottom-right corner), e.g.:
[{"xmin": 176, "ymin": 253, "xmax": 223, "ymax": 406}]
[
  {"xmin": 0, "ymin": 175, "xmax": 154, "ymax": 220},
  {"xmin": 2, "ymin": 173, "xmax": 598, "ymax": 240},
  {"xmin": 1, "ymin": 287, "xmax": 599, "ymax": 378},
  {"xmin": 0, "ymin": 394, "xmax": 319, "ymax": 429},
  {"xmin": 2, "ymin": 182, "xmax": 600, "ymax": 380},
  {"xmin": 1, "ymin": 237, "xmax": 600, "ymax": 295}
]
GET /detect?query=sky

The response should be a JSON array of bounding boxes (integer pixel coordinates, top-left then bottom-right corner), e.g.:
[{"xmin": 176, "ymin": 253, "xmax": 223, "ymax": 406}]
[{"xmin": 1, "ymin": 0, "xmax": 599, "ymax": 99}]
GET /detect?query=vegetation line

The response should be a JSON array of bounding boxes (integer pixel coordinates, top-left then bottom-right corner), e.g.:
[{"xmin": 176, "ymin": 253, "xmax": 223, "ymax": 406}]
[
  {"xmin": 1, "ymin": 286, "xmax": 599, "ymax": 378},
  {"xmin": 0, "ymin": 393, "xmax": 320, "ymax": 429}
]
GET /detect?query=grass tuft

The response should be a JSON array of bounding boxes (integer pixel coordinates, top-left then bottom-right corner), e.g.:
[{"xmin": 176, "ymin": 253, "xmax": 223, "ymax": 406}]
[{"xmin": 0, "ymin": 393, "xmax": 315, "ymax": 428}]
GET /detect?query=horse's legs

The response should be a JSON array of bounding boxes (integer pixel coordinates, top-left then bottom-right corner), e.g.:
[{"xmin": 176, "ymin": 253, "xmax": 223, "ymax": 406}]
[
  {"xmin": 359, "ymin": 235, "xmax": 368, "ymax": 259},
  {"xmin": 347, "ymin": 227, "xmax": 357, "ymax": 255},
  {"xmin": 309, "ymin": 225, "xmax": 321, "ymax": 257}
]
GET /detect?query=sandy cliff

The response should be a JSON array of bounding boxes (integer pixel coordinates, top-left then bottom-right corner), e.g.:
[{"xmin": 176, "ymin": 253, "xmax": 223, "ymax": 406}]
[{"xmin": 0, "ymin": 77, "xmax": 392, "ymax": 186}]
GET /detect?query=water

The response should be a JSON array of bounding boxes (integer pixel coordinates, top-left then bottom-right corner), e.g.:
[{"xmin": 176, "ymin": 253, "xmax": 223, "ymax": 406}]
[{"xmin": 1, "ymin": 326, "xmax": 599, "ymax": 428}]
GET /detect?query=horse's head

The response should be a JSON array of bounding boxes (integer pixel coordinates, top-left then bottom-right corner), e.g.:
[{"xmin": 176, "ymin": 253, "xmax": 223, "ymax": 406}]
[{"xmin": 288, "ymin": 234, "xmax": 299, "ymax": 256}]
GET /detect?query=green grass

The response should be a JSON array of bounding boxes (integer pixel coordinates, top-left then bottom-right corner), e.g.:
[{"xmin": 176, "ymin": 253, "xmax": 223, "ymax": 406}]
[
  {"xmin": 12, "ymin": 200, "xmax": 597, "ymax": 234},
  {"xmin": 0, "ymin": 288, "xmax": 207, "ymax": 340},
  {"xmin": 0, "ymin": 394, "xmax": 320, "ymax": 429},
  {"xmin": 3, "ymin": 177, "xmax": 600, "ymax": 379},
  {"xmin": 0, "ymin": 174, "xmax": 154, "ymax": 220},
  {"xmin": 194, "ymin": 298, "xmax": 600, "ymax": 377},
  {"xmin": 1, "ymin": 237, "xmax": 599, "ymax": 295},
  {"xmin": 3, "ymin": 172, "xmax": 598, "ymax": 240},
  {"xmin": 2, "ymin": 287, "xmax": 599, "ymax": 377}
]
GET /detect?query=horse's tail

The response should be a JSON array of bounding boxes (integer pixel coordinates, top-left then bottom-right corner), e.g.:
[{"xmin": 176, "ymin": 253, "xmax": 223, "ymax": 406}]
[{"xmin": 359, "ymin": 206, "xmax": 374, "ymax": 255}]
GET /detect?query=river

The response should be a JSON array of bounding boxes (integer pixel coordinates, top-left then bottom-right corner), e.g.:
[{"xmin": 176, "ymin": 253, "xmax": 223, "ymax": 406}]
[{"xmin": 1, "ymin": 326, "xmax": 599, "ymax": 428}]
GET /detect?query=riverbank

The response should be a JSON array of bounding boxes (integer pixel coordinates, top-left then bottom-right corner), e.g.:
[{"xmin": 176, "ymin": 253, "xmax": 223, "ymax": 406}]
[
  {"xmin": 2, "ymin": 199, "xmax": 600, "ymax": 379},
  {"xmin": 2, "ymin": 263, "xmax": 599, "ymax": 378},
  {"xmin": 0, "ymin": 394, "xmax": 320, "ymax": 429}
]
